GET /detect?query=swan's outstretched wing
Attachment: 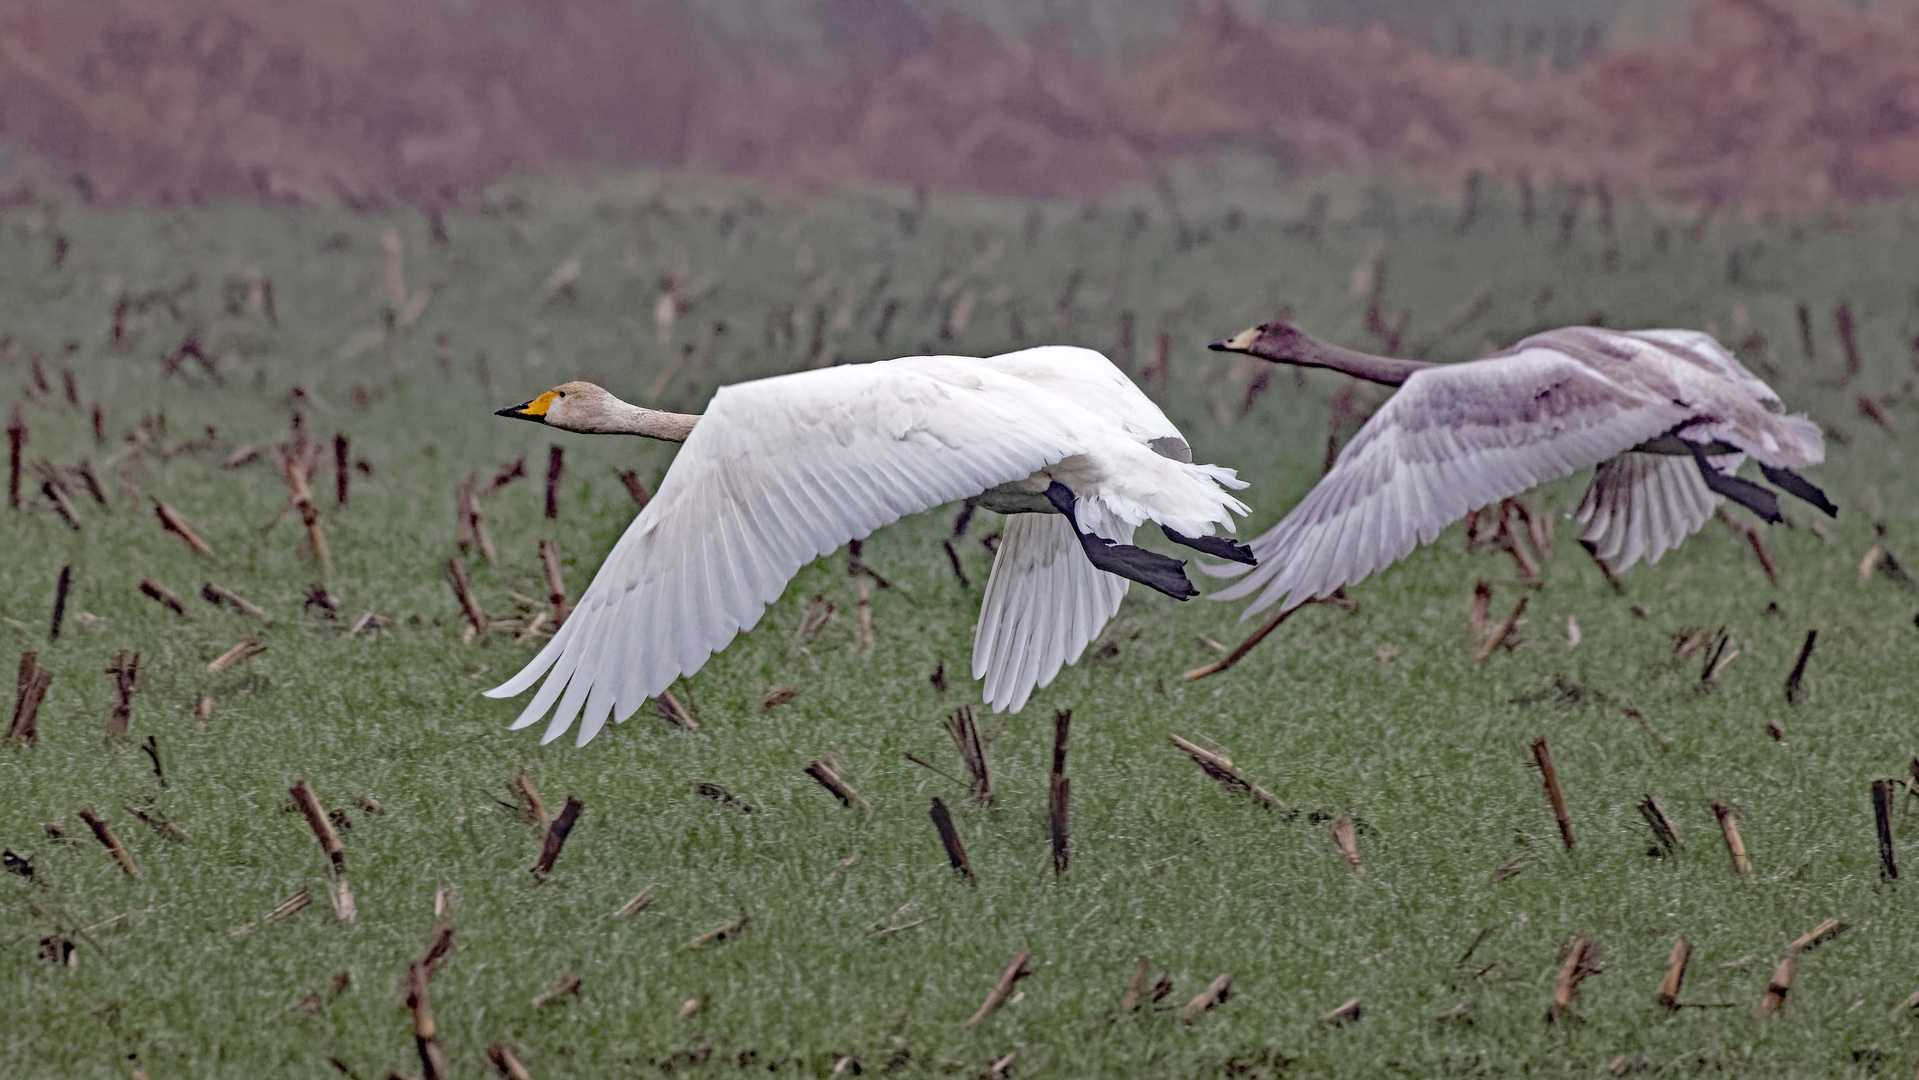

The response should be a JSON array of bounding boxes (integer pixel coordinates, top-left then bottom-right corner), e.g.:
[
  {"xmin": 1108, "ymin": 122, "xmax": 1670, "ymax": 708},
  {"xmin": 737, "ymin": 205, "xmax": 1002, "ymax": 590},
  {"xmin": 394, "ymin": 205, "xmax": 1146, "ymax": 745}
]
[
  {"xmin": 1574, "ymin": 450, "xmax": 1742, "ymax": 572},
  {"xmin": 486, "ymin": 360, "xmax": 1082, "ymax": 746},
  {"xmin": 972, "ymin": 513, "xmax": 1129, "ymax": 713},
  {"xmin": 1207, "ymin": 348, "xmax": 1692, "ymax": 616}
]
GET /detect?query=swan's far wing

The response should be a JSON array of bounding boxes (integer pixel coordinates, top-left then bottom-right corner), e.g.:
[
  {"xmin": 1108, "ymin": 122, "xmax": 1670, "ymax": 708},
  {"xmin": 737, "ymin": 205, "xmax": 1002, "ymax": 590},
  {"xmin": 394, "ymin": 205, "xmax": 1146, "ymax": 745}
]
[
  {"xmin": 1211, "ymin": 349, "xmax": 1690, "ymax": 617},
  {"xmin": 485, "ymin": 362, "xmax": 1077, "ymax": 746},
  {"xmin": 972, "ymin": 513, "xmax": 1129, "ymax": 714},
  {"xmin": 1575, "ymin": 450, "xmax": 1742, "ymax": 572}
]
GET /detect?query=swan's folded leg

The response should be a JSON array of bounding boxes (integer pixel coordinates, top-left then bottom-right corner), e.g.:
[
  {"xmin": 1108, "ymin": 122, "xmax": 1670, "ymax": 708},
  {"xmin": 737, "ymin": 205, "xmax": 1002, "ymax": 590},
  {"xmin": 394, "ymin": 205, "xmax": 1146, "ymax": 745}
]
[
  {"xmin": 1689, "ymin": 445, "xmax": 1781, "ymax": 523},
  {"xmin": 1044, "ymin": 482, "xmax": 1196, "ymax": 599},
  {"xmin": 1758, "ymin": 463, "xmax": 1837, "ymax": 518},
  {"xmin": 1160, "ymin": 524, "xmax": 1256, "ymax": 564}
]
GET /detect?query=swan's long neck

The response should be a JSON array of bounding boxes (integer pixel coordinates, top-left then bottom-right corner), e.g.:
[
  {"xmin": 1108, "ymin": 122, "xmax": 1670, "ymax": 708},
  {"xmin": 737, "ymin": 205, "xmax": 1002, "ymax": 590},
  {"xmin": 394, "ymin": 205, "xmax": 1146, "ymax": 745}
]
[
  {"xmin": 1288, "ymin": 336, "xmax": 1432, "ymax": 387},
  {"xmin": 594, "ymin": 398, "xmax": 701, "ymax": 442},
  {"xmin": 1221, "ymin": 323, "xmax": 1435, "ymax": 387}
]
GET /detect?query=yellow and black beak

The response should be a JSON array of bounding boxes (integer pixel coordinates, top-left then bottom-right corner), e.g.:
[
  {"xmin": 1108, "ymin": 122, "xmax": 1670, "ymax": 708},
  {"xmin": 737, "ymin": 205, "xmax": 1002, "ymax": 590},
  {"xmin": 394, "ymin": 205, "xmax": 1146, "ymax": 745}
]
[
  {"xmin": 1208, "ymin": 324, "xmax": 1262, "ymax": 353},
  {"xmin": 496, "ymin": 390, "xmax": 557, "ymax": 423}
]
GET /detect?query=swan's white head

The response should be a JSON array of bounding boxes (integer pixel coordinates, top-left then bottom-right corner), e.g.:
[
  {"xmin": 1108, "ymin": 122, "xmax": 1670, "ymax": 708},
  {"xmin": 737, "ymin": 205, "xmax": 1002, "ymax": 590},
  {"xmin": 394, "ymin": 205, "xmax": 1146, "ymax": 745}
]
[
  {"xmin": 495, "ymin": 380, "xmax": 623, "ymax": 433},
  {"xmin": 496, "ymin": 381, "xmax": 700, "ymax": 442}
]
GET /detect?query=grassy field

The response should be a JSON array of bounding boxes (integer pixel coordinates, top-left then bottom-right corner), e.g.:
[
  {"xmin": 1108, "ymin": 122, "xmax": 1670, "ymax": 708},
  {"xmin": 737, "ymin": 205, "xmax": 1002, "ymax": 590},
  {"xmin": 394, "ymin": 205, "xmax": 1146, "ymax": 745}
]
[{"xmin": 3, "ymin": 171, "xmax": 1919, "ymax": 1078}]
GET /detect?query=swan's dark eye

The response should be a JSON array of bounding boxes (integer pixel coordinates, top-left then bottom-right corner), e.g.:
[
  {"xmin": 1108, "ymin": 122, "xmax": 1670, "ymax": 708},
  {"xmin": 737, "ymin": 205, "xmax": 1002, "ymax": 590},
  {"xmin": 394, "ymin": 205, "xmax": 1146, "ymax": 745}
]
[{"xmin": 1762, "ymin": 398, "xmax": 1783, "ymax": 415}]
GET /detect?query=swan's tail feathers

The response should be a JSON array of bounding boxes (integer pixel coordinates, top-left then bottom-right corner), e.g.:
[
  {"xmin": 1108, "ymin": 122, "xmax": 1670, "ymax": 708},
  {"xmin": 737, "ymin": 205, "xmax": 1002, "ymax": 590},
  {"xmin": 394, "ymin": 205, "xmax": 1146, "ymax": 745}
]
[{"xmin": 972, "ymin": 513, "xmax": 1128, "ymax": 714}]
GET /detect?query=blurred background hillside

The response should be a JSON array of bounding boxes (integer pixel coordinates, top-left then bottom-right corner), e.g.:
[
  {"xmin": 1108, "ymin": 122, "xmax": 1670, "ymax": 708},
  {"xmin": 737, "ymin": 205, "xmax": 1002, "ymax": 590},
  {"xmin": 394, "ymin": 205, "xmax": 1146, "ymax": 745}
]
[{"xmin": 4, "ymin": 0, "xmax": 1919, "ymax": 212}]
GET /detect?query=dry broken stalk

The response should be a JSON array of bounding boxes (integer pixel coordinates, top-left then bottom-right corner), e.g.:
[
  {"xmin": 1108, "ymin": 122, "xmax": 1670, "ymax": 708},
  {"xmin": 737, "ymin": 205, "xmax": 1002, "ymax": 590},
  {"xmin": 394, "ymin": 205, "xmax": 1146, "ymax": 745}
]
[
  {"xmin": 614, "ymin": 886, "xmax": 655, "ymax": 918},
  {"xmin": 105, "ymin": 651, "xmax": 140, "ymax": 739},
  {"xmin": 686, "ymin": 913, "xmax": 750, "ymax": 949},
  {"xmin": 1550, "ymin": 937, "xmax": 1598, "ymax": 1019},
  {"xmin": 202, "ymin": 583, "xmax": 269, "ymax": 621},
  {"xmin": 154, "ymin": 499, "xmax": 216, "ymax": 559},
  {"xmin": 458, "ymin": 477, "xmax": 496, "ymax": 565},
  {"xmin": 617, "ymin": 469, "xmax": 650, "ymax": 508},
  {"xmin": 1169, "ymin": 734, "xmax": 1285, "ymax": 811},
  {"xmin": 480, "ymin": 457, "xmax": 526, "ymax": 498},
  {"xmin": 406, "ymin": 960, "xmax": 451, "ymax": 1080},
  {"xmin": 9, "ymin": 652, "xmax": 51, "ymax": 744},
  {"xmin": 1788, "ymin": 917, "xmax": 1848, "ymax": 954},
  {"xmin": 529, "ymin": 970, "xmax": 581, "ymax": 1009},
  {"xmin": 1119, "ymin": 957, "xmax": 1152, "ymax": 1012},
  {"xmin": 1657, "ymin": 936, "xmax": 1692, "ymax": 1011},
  {"xmin": 1711, "ymin": 802, "xmax": 1752, "ymax": 877},
  {"xmin": 78, "ymin": 807, "xmax": 140, "ymax": 877},
  {"xmin": 263, "ymin": 890, "xmax": 312, "ymax": 925},
  {"xmin": 929, "ymin": 797, "xmax": 975, "ymax": 884},
  {"xmin": 1469, "ymin": 580, "xmax": 1492, "ymax": 641},
  {"xmin": 1784, "ymin": 629, "xmax": 1817, "ymax": 705},
  {"xmin": 1760, "ymin": 953, "xmax": 1797, "ymax": 1016},
  {"xmin": 1050, "ymin": 707, "xmax": 1071, "ymax": 876},
  {"xmin": 487, "ymin": 1042, "xmax": 532, "ymax": 1080},
  {"xmin": 1320, "ymin": 997, "xmax": 1362, "ymax": 1026},
  {"xmin": 1499, "ymin": 499, "xmax": 1543, "ymax": 583},
  {"xmin": 539, "ymin": 539, "xmax": 567, "ymax": 625},
  {"xmin": 333, "ymin": 433, "xmax": 350, "ymax": 506},
  {"xmin": 804, "ymin": 760, "xmax": 870, "ymax": 811},
  {"xmin": 1638, "ymin": 795, "xmax": 1682, "ymax": 855},
  {"xmin": 530, "ymin": 794, "xmax": 583, "ymax": 879},
  {"xmin": 942, "ymin": 705, "xmax": 993, "ymax": 805},
  {"xmin": 656, "ymin": 687, "xmax": 697, "ymax": 729},
  {"xmin": 1182, "ymin": 974, "xmax": 1234, "ymax": 1024},
  {"xmin": 447, "ymin": 556, "xmax": 487, "ymax": 640},
  {"xmin": 1530, "ymin": 737, "xmax": 1575, "ymax": 852},
  {"xmin": 290, "ymin": 780, "xmax": 347, "ymax": 874},
  {"xmin": 1759, "ymin": 922, "xmax": 1845, "ymax": 1018},
  {"xmin": 1715, "ymin": 507, "xmax": 1780, "ymax": 584},
  {"xmin": 139, "ymin": 579, "xmax": 187, "ymax": 616},
  {"xmin": 965, "ymin": 949, "xmax": 1033, "ymax": 1027},
  {"xmin": 207, "ymin": 639, "xmax": 266, "ymax": 673},
  {"xmin": 1330, "ymin": 816, "xmax": 1364, "ymax": 874},
  {"xmin": 545, "ymin": 444, "xmax": 563, "ymax": 519},
  {"xmin": 1477, "ymin": 595, "xmax": 1529, "ymax": 660},
  {"xmin": 515, "ymin": 766, "xmax": 550, "ymax": 826},
  {"xmin": 1873, "ymin": 779, "xmax": 1899, "ymax": 880},
  {"xmin": 856, "ymin": 576, "xmax": 874, "ymax": 651},
  {"xmin": 1183, "ymin": 602, "xmax": 1302, "ymax": 680},
  {"xmin": 419, "ymin": 922, "xmax": 456, "ymax": 977},
  {"xmin": 48, "ymin": 564, "xmax": 71, "ymax": 641}
]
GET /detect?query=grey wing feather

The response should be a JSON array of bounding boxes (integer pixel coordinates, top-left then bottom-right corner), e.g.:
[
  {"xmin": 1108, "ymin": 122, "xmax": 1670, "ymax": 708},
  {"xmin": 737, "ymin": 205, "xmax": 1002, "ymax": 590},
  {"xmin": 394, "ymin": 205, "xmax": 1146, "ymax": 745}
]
[
  {"xmin": 1210, "ymin": 349, "xmax": 1690, "ymax": 617},
  {"xmin": 1575, "ymin": 451, "xmax": 1741, "ymax": 572}
]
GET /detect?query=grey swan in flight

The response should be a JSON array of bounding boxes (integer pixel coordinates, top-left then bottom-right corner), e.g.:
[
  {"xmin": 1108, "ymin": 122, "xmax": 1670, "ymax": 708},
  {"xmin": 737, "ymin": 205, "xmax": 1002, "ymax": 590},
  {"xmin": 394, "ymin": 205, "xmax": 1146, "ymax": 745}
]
[{"xmin": 1203, "ymin": 320, "xmax": 1834, "ymax": 618}]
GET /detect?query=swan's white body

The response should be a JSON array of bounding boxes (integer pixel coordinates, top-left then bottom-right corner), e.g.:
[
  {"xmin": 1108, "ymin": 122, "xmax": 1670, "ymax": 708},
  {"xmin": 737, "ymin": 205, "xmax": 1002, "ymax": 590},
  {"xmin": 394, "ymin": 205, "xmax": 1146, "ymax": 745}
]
[
  {"xmin": 1206, "ymin": 327, "xmax": 1824, "ymax": 616},
  {"xmin": 486, "ymin": 346, "xmax": 1247, "ymax": 745}
]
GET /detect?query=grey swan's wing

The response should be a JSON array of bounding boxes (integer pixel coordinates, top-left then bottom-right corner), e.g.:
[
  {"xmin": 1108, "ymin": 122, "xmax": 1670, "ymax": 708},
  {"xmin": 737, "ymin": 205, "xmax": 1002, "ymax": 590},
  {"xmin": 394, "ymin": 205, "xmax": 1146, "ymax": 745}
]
[{"xmin": 1206, "ymin": 346, "xmax": 1692, "ymax": 616}]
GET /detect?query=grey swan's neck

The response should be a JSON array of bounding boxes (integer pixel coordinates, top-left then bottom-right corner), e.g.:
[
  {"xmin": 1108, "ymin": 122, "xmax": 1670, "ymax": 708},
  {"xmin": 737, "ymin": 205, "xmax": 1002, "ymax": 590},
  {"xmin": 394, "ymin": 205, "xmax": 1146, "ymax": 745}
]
[{"xmin": 1210, "ymin": 321, "xmax": 1436, "ymax": 387}]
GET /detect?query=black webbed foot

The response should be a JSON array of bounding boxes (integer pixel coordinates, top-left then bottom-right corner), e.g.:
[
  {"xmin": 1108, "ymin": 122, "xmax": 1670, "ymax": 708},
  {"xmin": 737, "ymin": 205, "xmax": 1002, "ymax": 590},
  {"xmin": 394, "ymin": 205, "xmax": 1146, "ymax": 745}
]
[
  {"xmin": 1758, "ymin": 464, "xmax": 1838, "ymax": 518},
  {"xmin": 1083, "ymin": 541, "xmax": 1199, "ymax": 599},
  {"xmin": 1044, "ymin": 482, "xmax": 1199, "ymax": 600},
  {"xmin": 1161, "ymin": 524, "xmax": 1257, "ymax": 565},
  {"xmin": 1689, "ymin": 445, "xmax": 1782, "ymax": 523}
]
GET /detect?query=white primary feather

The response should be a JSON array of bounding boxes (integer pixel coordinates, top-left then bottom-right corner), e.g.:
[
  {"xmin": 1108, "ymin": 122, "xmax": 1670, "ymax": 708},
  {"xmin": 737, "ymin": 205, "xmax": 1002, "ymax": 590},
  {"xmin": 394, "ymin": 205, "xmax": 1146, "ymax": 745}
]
[{"xmin": 972, "ymin": 513, "xmax": 1129, "ymax": 713}]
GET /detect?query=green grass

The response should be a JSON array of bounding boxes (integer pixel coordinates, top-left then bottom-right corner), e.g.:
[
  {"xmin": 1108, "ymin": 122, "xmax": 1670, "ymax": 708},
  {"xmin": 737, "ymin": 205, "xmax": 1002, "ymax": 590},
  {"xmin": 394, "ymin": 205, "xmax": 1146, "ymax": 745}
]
[{"xmin": 3, "ymin": 172, "xmax": 1919, "ymax": 1078}]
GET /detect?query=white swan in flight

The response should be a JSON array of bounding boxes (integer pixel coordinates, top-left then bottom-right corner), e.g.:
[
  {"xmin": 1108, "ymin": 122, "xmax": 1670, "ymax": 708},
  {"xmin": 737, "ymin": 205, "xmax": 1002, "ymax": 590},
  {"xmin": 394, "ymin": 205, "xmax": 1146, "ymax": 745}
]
[
  {"xmin": 1204, "ymin": 320, "xmax": 1834, "ymax": 617},
  {"xmin": 485, "ymin": 346, "xmax": 1252, "ymax": 745}
]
